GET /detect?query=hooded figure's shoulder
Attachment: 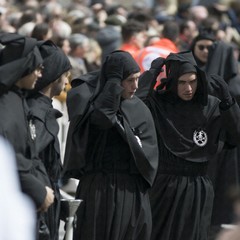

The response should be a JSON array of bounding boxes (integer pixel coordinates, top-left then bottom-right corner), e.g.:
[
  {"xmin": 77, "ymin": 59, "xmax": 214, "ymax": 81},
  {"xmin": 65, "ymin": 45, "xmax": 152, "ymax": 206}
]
[{"xmin": 66, "ymin": 70, "xmax": 101, "ymax": 121}]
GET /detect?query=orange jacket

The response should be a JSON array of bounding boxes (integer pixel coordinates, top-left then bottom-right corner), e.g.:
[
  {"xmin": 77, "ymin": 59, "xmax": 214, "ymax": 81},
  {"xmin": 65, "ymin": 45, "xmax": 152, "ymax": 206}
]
[
  {"xmin": 120, "ymin": 43, "xmax": 141, "ymax": 62},
  {"xmin": 136, "ymin": 38, "xmax": 179, "ymax": 88}
]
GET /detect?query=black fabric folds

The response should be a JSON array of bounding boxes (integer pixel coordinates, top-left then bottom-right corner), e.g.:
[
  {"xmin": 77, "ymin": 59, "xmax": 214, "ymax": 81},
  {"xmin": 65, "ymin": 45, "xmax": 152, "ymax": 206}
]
[
  {"xmin": 139, "ymin": 51, "xmax": 224, "ymax": 162},
  {"xmin": 33, "ymin": 40, "xmax": 71, "ymax": 92},
  {"xmin": 0, "ymin": 32, "xmax": 43, "ymax": 91}
]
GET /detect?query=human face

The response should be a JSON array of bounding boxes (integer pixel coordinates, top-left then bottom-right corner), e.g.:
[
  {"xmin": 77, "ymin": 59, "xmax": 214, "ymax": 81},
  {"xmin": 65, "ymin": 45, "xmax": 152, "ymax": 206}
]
[
  {"xmin": 62, "ymin": 39, "xmax": 71, "ymax": 55},
  {"xmin": 16, "ymin": 65, "xmax": 43, "ymax": 89},
  {"xmin": 194, "ymin": 39, "xmax": 213, "ymax": 63},
  {"xmin": 51, "ymin": 71, "xmax": 70, "ymax": 96},
  {"xmin": 121, "ymin": 72, "xmax": 140, "ymax": 99},
  {"xmin": 133, "ymin": 31, "xmax": 147, "ymax": 49},
  {"xmin": 177, "ymin": 72, "xmax": 197, "ymax": 101}
]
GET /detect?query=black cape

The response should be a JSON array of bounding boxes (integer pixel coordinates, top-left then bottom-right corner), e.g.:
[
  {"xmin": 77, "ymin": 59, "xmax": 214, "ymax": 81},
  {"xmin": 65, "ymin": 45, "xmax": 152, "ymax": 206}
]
[
  {"xmin": 0, "ymin": 88, "xmax": 49, "ymax": 208},
  {"xmin": 27, "ymin": 93, "xmax": 62, "ymax": 240},
  {"xmin": 63, "ymin": 72, "xmax": 158, "ymax": 187}
]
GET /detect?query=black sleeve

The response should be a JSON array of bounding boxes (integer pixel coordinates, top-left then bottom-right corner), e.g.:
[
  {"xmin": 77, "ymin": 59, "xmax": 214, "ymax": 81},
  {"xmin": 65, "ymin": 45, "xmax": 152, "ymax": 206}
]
[
  {"xmin": 136, "ymin": 70, "xmax": 156, "ymax": 102},
  {"xmin": 90, "ymin": 81, "xmax": 124, "ymax": 129},
  {"xmin": 220, "ymin": 101, "xmax": 240, "ymax": 145},
  {"xmin": 16, "ymin": 153, "xmax": 48, "ymax": 209}
]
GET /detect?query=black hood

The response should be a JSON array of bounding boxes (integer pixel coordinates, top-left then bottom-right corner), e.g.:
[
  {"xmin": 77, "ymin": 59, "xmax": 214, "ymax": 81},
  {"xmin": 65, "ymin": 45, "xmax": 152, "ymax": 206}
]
[
  {"xmin": 157, "ymin": 51, "xmax": 208, "ymax": 106},
  {"xmin": 33, "ymin": 40, "xmax": 71, "ymax": 92},
  {"xmin": 0, "ymin": 32, "xmax": 43, "ymax": 92}
]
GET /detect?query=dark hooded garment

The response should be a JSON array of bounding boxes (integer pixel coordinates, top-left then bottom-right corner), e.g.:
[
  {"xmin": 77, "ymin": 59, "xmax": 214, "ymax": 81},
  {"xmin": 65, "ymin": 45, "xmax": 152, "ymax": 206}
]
[
  {"xmin": 0, "ymin": 32, "xmax": 43, "ymax": 94},
  {"xmin": 190, "ymin": 31, "xmax": 215, "ymax": 69},
  {"xmin": 136, "ymin": 51, "xmax": 240, "ymax": 240},
  {"xmin": 27, "ymin": 40, "xmax": 71, "ymax": 240},
  {"xmin": 198, "ymin": 39, "xmax": 240, "ymax": 237},
  {"xmin": 63, "ymin": 50, "xmax": 159, "ymax": 240},
  {"xmin": 191, "ymin": 33, "xmax": 240, "ymax": 238},
  {"xmin": 0, "ymin": 33, "xmax": 52, "ymax": 212}
]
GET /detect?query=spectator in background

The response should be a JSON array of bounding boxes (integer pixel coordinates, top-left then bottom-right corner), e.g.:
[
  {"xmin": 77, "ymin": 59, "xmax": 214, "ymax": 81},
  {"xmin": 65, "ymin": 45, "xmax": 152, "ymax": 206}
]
[
  {"xmin": 120, "ymin": 19, "xmax": 148, "ymax": 61},
  {"xmin": 136, "ymin": 20, "xmax": 179, "ymax": 89},
  {"xmin": 84, "ymin": 38, "xmax": 102, "ymax": 72},
  {"xmin": 96, "ymin": 14, "xmax": 122, "ymax": 63},
  {"xmin": 191, "ymin": 31, "xmax": 215, "ymax": 69},
  {"xmin": 178, "ymin": 19, "xmax": 198, "ymax": 51},
  {"xmin": 31, "ymin": 22, "xmax": 53, "ymax": 41},
  {"xmin": 68, "ymin": 33, "xmax": 89, "ymax": 79},
  {"xmin": 136, "ymin": 20, "xmax": 179, "ymax": 73}
]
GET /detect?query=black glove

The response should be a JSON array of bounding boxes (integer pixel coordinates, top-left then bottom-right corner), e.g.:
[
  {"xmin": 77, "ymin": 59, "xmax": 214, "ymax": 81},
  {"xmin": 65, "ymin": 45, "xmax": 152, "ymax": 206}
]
[
  {"xmin": 149, "ymin": 57, "xmax": 165, "ymax": 77},
  {"xmin": 104, "ymin": 55, "xmax": 124, "ymax": 84},
  {"xmin": 209, "ymin": 74, "xmax": 234, "ymax": 109}
]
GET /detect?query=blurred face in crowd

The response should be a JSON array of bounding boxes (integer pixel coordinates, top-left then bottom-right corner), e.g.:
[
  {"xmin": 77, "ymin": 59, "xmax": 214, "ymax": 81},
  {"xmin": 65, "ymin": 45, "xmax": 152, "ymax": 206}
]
[
  {"xmin": 177, "ymin": 72, "xmax": 197, "ymax": 101},
  {"xmin": 133, "ymin": 31, "xmax": 147, "ymax": 49},
  {"xmin": 194, "ymin": 39, "xmax": 213, "ymax": 64},
  {"xmin": 61, "ymin": 39, "xmax": 71, "ymax": 55},
  {"xmin": 121, "ymin": 72, "xmax": 140, "ymax": 99}
]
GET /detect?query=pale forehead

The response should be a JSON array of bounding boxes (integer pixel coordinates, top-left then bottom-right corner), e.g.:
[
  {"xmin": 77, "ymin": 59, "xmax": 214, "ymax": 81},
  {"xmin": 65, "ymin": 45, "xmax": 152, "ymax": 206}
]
[
  {"xmin": 178, "ymin": 72, "xmax": 197, "ymax": 81},
  {"xmin": 196, "ymin": 39, "xmax": 213, "ymax": 45},
  {"xmin": 125, "ymin": 72, "xmax": 140, "ymax": 80}
]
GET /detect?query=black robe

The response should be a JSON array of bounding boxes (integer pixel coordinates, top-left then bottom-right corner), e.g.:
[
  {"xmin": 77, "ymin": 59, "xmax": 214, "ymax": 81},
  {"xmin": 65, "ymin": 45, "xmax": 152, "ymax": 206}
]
[
  {"xmin": 27, "ymin": 93, "xmax": 62, "ymax": 240},
  {"xmin": 0, "ymin": 88, "xmax": 49, "ymax": 209},
  {"xmin": 200, "ymin": 41, "xmax": 240, "ymax": 236},
  {"xmin": 147, "ymin": 93, "xmax": 240, "ymax": 240},
  {"xmin": 63, "ymin": 81, "xmax": 159, "ymax": 240},
  {"xmin": 136, "ymin": 54, "xmax": 240, "ymax": 240}
]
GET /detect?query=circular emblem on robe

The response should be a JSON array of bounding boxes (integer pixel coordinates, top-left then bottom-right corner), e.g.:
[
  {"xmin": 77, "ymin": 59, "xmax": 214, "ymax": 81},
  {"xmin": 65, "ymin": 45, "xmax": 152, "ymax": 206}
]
[{"xmin": 193, "ymin": 129, "xmax": 208, "ymax": 147}]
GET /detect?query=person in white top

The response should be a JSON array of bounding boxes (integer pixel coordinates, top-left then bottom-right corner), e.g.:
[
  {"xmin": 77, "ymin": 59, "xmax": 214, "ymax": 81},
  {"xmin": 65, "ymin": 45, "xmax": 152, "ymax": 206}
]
[{"xmin": 0, "ymin": 137, "xmax": 36, "ymax": 240}]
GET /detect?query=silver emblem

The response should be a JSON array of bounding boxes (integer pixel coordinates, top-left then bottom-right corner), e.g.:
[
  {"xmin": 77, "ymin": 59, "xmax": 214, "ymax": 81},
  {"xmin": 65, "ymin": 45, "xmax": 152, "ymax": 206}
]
[
  {"xmin": 29, "ymin": 119, "xmax": 36, "ymax": 140},
  {"xmin": 193, "ymin": 129, "xmax": 207, "ymax": 147}
]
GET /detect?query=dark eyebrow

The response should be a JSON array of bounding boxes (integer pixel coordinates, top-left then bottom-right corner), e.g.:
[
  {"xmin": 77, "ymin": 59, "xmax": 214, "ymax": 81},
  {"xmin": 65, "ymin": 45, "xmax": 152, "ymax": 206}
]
[{"xmin": 178, "ymin": 78, "xmax": 197, "ymax": 83}]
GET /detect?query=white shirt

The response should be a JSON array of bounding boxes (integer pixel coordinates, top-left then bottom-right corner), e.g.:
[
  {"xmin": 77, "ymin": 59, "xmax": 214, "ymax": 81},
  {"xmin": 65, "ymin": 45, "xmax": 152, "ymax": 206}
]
[{"xmin": 0, "ymin": 137, "xmax": 36, "ymax": 240}]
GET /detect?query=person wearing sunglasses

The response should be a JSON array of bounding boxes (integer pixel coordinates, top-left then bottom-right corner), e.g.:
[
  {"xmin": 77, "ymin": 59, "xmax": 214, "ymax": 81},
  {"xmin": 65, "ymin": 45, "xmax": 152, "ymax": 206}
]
[{"xmin": 191, "ymin": 31, "xmax": 215, "ymax": 69}]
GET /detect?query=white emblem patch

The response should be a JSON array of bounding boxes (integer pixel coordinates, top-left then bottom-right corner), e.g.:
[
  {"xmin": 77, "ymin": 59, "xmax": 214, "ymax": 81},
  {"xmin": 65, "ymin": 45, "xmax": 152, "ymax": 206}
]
[
  {"xmin": 29, "ymin": 119, "xmax": 36, "ymax": 140},
  {"xmin": 193, "ymin": 129, "xmax": 207, "ymax": 147}
]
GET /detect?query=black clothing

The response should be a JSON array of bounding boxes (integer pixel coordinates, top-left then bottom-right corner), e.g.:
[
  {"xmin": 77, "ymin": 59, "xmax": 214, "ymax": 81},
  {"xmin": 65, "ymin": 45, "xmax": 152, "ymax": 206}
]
[
  {"xmin": 0, "ymin": 33, "xmax": 51, "ymax": 240},
  {"xmin": 192, "ymin": 39, "xmax": 240, "ymax": 237},
  {"xmin": 28, "ymin": 93, "xmax": 62, "ymax": 240},
  {"xmin": 33, "ymin": 40, "xmax": 71, "ymax": 92},
  {"xmin": 206, "ymin": 41, "xmax": 240, "ymax": 236},
  {"xmin": 27, "ymin": 41, "xmax": 71, "ymax": 240},
  {"xmin": 63, "ymin": 51, "xmax": 158, "ymax": 240},
  {"xmin": 0, "ymin": 88, "xmax": 49, "ymax": 208},
  {"xmin": 136, "ymin": 51, "xmax": 240, "ymax": 240},
  {"xmin": 0, "ymin": 33, "xmax": 43, "ymax": 93}
]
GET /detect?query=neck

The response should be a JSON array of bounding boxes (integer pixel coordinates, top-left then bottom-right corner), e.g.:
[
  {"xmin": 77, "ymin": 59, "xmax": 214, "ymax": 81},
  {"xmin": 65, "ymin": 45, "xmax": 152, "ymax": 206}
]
[{"xmin": 41, "ymin": 85, "xmax": 53, "ymax": 99}]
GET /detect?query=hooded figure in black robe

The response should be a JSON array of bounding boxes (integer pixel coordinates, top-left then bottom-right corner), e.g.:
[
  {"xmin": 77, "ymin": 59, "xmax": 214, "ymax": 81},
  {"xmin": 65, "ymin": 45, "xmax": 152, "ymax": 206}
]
[
  {"xmin": 191, "ymin": 32, "xmax": 240, "ymax": 239},
  {"xmin": 63, "ymin": 50, "xmax": 159, "ymax": 240},
  {"xmin": 27, "ymin": 40, "xmax": 72, "ymax": 240},
  {"xmin": 136, "ymin": 51, "xmax": 240, "ymax": 240},
  {"xmin": 0, "ymin": 32, "xmax": 55, "ymax": 239}
]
